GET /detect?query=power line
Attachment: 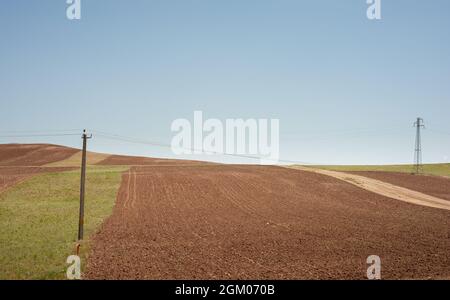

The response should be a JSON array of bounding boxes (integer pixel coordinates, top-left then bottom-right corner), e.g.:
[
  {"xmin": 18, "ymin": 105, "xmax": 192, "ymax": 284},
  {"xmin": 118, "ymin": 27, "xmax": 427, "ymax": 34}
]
[
  {"xmin": 284, "ymin": 130, "xmax": 409, "ymax": 144},
  {"xmin": 283, "ymin": 126, "xmax": 409, "ymax": 137},
  {"xmin": 91, "ymin": 130, "xmax": 169, "ymax": 148},
  {"xmin": 0, "ymin": 129, "xmax": 82, "ymax": 134},
  {"xmin": 0, "ymin": 128, "xmax": 320, "ymax": 164},
  {"xmin": 0, "ymin": 125, "xmax": 447, "ymax": 166},
  {"xmin": 0, "ymin": 133, "xmax": 81, "ymax": 138},
  {"xmin": 92, "ymin": 130, "xmax": 317, "ymax": 165},
  {"xmin": 427, "ymin": 129, "xmax": 450, "ymax": 136}
]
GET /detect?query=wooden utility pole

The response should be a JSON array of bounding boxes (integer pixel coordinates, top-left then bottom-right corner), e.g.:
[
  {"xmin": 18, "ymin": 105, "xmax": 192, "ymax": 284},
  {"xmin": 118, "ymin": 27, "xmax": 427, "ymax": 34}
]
[{"xmin": 78, "ymin": 129, "xmax": 92, "ymax": 241}]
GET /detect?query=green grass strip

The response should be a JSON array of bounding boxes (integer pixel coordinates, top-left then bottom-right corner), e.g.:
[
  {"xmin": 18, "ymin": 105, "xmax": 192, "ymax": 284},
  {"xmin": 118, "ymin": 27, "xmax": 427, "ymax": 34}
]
[
  {"xmin": 312, "ymin": 163, "xmax": 450, "ymax": 177},
  {"xmin": 0, "ymin": 166, "xmax": 127, "ymax": 279}
]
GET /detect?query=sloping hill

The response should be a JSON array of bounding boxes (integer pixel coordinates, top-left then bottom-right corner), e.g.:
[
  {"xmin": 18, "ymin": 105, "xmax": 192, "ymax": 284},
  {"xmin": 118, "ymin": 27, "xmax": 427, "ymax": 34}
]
[
  {"xmin": 1, "ymin": 143, "xmax": 449, "ymax": 280},
  {"xmin": 95, "ymin": 154, "xmax": 216, "ymax": 166},
  {"xmin": 347, "ymin": 171, "xmax": 450, "ymax": 201},
  {"xmin": 0, "ymin": 143, "xmax": 212, "ymax": 194},
  {"xmin": 0, "ymin": 144, "xmax": 79, "ymax": 193},
  {"xmin": 0, "ymin": 143, "xmax": 211, "ymax": 168},
  {"xmin": 315, "ymin": 163, "xmax": 450, "ymax": 178},
  {"xmin": 0, "ymin": 144, "xmax": 79, "ymax": 166}
]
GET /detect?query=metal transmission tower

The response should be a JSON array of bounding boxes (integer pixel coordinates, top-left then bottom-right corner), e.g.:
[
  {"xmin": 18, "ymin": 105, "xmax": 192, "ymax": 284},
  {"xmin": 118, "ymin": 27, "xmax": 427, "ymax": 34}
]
[{"xmin": 413, "ymin": 118, "xmax": 425, "ymax": 174}]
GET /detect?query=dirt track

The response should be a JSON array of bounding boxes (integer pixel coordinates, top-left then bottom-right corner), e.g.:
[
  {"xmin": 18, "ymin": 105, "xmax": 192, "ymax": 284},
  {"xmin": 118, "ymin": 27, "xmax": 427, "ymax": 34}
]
[
  {"xmin": 85, "ymin": 165, "xmax": 450, "ymax": 279},
  {"xmin": 348, "ymin": 171, "xmax": 450, "ymax": 202},
  {"xmin": 289, "ymin": 167, "xmax": 450, "ymax": 211}
]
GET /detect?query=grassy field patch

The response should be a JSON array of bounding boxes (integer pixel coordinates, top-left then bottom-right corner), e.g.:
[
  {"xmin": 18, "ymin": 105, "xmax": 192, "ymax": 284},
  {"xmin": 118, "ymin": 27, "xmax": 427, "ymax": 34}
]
[
  {"xmin": 0, "ymin": 166, "xmax": 127, "ymax": 279},
  {"xmin": 312, "ymin": 163, "xmax": 450, "ymax": 177}
]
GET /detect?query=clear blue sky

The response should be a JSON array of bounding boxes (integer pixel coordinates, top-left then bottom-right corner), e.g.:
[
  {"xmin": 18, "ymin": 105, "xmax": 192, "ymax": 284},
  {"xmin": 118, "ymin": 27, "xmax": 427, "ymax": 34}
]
[{"xmin": 1, "ymin": 0, "xmax": 449, "ymax": 164}]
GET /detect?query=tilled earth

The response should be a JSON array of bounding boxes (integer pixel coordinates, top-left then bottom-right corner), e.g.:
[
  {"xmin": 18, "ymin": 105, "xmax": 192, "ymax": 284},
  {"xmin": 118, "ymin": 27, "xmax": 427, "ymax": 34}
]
[
  {"xmin": 96, "ymin": 155, "xmax": 216, "ymax": 166},
  {"xmin": 0, "ymin": 144, "xmax": 78, "ymax": 166},
  {"xmin": 0, "ymin": 166, "xmax": 75, "ymax": 193},
  {"xmin": 0, "ymin": 144, "xmax": 79, "ymax": 193},
  {"xmin": 85, "ymin": 165, "xmax": 450, "ymax": 279},
  {"xmin": 349, "ymin": 171, "xmax": 450, "ymax": 201}
]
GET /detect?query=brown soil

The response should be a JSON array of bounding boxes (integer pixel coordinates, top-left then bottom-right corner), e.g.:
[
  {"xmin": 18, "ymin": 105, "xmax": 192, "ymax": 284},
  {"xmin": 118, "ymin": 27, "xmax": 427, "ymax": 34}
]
[
  {"xmin": 85, "ymin": 165, "xmax": 450, "ymax": 280},
  {"xmin": 0, "ymin": 144, "xmax": 79, "ymax": 166},
  {"xmin": 348, "ymin": 171, "xmax": 450, "ymax": 202},
  {"xmin": 96, "ymin": 154, "xmax": 216, "ymax": 166},
  {"xmin": 45, "ymin": 151, "xmax": 111, "ymax": 167},
  {"xmin": 0, "ymin": 166, "xmax": 76, "ymax": 194},
  {"xmin": 289, "ymin": 167, "xmax": 450, "ymax": 211}
]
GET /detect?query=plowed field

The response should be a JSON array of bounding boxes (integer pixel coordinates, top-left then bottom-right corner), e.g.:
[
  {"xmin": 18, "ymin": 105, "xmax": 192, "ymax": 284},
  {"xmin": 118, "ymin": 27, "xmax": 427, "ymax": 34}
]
[
  {"xmin": 0, "ymin": 144, "xmax": 78, "ymax": 166},
  {"xmin": 96, "ymin": 154, "xmax": 215, "ymax": 166},
  {"xmin": 0, "ymin": 166, "xmax": 75, "ymax": 193},
  {"xmin": 85, "ymin": 165, "xmax": 450, "ymax": 279},
  {"xmin": 349, "ymin": 171, "xmax": 450, "ymax": 201}
]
